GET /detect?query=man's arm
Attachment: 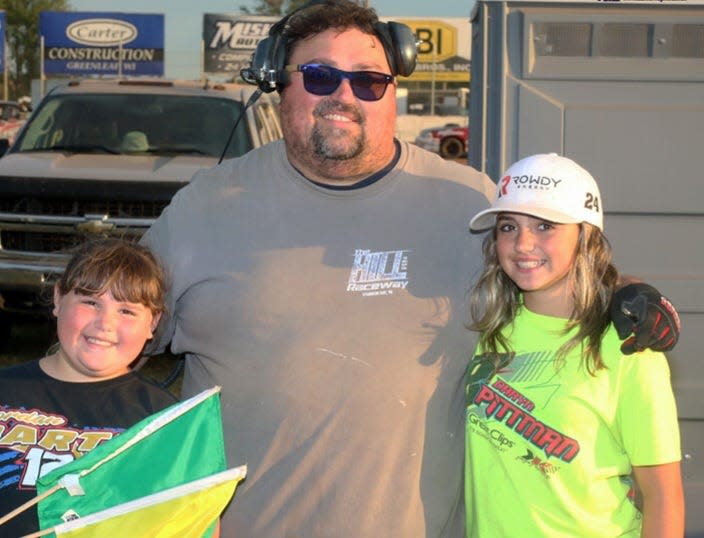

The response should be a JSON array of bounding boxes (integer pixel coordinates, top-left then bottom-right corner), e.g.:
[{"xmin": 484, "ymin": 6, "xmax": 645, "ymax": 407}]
[{"xmin": 611, "ymin": 282, "xmax": 681, "ymax": 354}]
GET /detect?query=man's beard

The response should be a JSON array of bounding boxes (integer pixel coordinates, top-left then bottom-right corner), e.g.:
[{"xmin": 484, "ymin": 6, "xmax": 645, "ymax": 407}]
[{"xmin": 311, "ymin": 101, "xmax": 365, "ymax": 161}]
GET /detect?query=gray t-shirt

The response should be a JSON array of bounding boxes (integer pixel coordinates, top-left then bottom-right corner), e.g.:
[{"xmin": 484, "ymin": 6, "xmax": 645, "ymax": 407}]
[{"xmin": 143, "ymin": 140, "xmax": 494, "ymax": 537}]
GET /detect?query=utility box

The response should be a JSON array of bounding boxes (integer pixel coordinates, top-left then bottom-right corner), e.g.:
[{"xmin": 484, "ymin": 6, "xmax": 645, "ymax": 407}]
[{"xmin": 469, "ymin": 1, "xmax": 704, "ymax": 535}]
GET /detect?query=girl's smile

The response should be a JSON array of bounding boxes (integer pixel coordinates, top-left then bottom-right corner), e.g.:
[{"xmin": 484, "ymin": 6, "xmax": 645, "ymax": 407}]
[{"xmin": 496, "ymin": 212, "xmax": 580, "ymax": 317}]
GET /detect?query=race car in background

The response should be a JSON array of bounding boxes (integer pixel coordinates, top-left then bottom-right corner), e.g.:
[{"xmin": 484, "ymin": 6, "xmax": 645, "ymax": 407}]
[{"xmin": 414, "ymin": 122, "xmax": 469, "ymax": 160}]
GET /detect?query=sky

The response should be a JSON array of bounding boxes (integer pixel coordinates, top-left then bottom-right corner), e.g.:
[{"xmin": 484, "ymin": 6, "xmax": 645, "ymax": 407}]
[{"xmin": 69, "ymin": 0, "xmax": 476, "ymax": 79}]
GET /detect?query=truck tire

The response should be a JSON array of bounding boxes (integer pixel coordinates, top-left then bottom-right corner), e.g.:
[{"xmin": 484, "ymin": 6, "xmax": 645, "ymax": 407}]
[{"xmin": 440, "ymin": 137, "xmax": 464, "ymax": 159}]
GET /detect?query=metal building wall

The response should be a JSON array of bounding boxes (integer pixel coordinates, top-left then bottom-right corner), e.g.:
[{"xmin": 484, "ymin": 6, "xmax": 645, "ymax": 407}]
[{"xmin": 470, "ymin": 2, "xmax": 704, "ymax": 534}]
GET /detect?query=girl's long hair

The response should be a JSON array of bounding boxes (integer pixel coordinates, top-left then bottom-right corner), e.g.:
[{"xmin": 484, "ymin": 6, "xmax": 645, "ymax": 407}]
[{"xmin": 469, "ymin": 222, "xmax": 619, "ymax": 374}]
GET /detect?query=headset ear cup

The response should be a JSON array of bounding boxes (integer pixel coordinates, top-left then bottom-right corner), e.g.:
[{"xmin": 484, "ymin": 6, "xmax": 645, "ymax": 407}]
[
  {"xmin": 269, "ymin": 32, "xmax": 288, "ymax": 90},
  {"xmin": 246, "ymin": 33, "xmax": 288, "ymax": 93},
  {"xmin": 374, "ymin": 22, "xmax": 398, "ymax": 75},
  {"xmin": 386, "ymin": 22, "xmax": 417, "ymax": 77},
  {"xmin": 249, "ymin": 37, "xmax": 275, "ymax": 93},
  {"xmin": 250, "ymin": 0, "xmax": 328, "ymax": 91}
]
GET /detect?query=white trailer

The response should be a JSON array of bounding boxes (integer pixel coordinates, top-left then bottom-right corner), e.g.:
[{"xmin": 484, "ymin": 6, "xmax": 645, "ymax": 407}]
[{"xmin": 469, "ymin": 1, "xmax": 704, "ymax": 534}]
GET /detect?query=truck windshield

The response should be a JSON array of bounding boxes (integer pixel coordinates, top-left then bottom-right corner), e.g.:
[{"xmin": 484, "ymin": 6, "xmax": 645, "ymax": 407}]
[{"xmin": 15, "ymin": 93, "xmax": 251, "ymax": 159}]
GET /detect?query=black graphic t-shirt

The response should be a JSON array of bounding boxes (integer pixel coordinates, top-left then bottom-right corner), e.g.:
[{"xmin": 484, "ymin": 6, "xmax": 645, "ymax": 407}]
[{"xmin": 0, "ymin": 359, "xmax": 176, "ymax": 536}]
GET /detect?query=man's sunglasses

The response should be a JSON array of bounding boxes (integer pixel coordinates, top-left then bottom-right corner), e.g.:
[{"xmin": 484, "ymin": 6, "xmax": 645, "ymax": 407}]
[{"xmin": 284, "ymin": 64, "xmax": 394, "ymax": 102}]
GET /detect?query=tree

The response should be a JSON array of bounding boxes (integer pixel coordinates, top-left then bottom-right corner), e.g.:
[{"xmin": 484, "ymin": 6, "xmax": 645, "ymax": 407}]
[
  {"xmin": 0, "ymin": 0, "xmax": 70, "ymax": 99},
  {"xmin": 240, "ymin": 0, "xmax": 337, "ymax": 16}
]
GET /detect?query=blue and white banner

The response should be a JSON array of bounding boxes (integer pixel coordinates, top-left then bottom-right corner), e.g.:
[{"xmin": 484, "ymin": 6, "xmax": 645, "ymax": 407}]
[
  {"xmin": 40, "ymin": 12, "xmax": 164, "ymax": 76},
  {"xmin": 203, "ymin": 14, "xmax": 279, "ymax": 75}
]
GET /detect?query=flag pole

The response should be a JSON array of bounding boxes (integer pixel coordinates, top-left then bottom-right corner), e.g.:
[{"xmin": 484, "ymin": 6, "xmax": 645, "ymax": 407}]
[
  {"xmin": 20, "ymin": 525, "xmax": 54, "ymax": 538},
  {"xmin": 0, "ymin": 484, "xmax": 62, "ymax": 531}
]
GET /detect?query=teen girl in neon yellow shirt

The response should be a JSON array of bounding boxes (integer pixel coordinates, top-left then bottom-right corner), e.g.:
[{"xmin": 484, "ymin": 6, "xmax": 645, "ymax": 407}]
[{"xmin": 465, "ymin": 154, "xmax": 683, "ymax": 537}]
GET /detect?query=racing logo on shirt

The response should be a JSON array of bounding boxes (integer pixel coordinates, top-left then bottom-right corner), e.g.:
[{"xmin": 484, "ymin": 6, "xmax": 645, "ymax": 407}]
[
  {"xmin": 346, "ymin": 249, "xmax": 409, "ymax": 297},
  {"xmin": 518, "ymin": 448, "xmax": 560, "ymax": 478},
  {"xmin": 0, "ymin": 406, "xmax": 121, "ymax": 490},
  {"xmin": 466, "ymin": 353, "xmax": 580, "ymax": 463},
  {"xmin": 469, "ymin": 379, "xmax": 580, "ymax": 462},
  {"xmin": 467, "ymin": 411, "xmax": 514, "ymax": 451}
]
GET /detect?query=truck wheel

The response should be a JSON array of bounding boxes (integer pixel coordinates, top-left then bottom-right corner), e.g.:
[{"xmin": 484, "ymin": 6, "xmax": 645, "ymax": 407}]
[{"xmin": 440, "ymin": 137, "xmax": 464, "ymax": 159}]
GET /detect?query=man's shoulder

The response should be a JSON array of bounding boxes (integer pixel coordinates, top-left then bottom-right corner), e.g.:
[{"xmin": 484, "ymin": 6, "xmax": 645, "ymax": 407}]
[
  {"xmin": 400, "ymin": 141, "xmax": 495, "ymax": 200},
  {"xmin": 165, "ymin": 140, "xmax": 284, "ymax": 215},
  {"xmin": 192, "ymin": 140, "xmax": 284, "ymax": 184}
]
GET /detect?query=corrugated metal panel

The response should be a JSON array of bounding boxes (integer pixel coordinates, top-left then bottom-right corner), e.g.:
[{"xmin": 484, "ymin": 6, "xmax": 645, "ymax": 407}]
[{"xmin": 470, "ymin": 2, "xmax": 704, "ymax": 534}]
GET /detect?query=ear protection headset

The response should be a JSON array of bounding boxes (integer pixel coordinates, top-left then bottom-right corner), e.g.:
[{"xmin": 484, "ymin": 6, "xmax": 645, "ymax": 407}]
[{"xmin": 240, "ymin": 0, "xmax": 417, "ymax": 93}]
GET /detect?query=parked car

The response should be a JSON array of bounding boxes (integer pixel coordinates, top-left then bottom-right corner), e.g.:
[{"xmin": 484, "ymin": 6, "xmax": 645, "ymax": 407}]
[
  {"xmin": 0, "ymin": 78, "xmax": 282, "ymax": 337},
  {"xmin": 414, "ymin": 122, "xmax": 469, "ymax": 159},
  {"xmin": 0, "ymin": 100, "xmax": 30, "ymax": 147}
]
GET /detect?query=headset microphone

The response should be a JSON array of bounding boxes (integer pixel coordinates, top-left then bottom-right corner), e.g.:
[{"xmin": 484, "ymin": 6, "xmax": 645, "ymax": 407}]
[{"xmin": 218, "ymin": 88, "xmax": 263, "ymax": 165}]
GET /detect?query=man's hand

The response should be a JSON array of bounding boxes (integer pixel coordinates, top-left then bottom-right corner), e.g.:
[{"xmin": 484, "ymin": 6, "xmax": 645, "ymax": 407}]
[{"xmin": 611, "ymin": 283, "xmax": 681, "ymax": 354}]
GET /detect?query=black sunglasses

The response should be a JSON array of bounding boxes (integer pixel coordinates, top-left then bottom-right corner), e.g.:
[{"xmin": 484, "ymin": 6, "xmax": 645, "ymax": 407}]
[{"xmin": 284, "ymin": 64, "xmax": 394, "ymax": 102}]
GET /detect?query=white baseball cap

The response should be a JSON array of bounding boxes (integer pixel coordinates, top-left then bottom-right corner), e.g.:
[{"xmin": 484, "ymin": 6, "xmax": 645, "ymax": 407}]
[{"xmin": 469, "ymin": 153, "xmax": 603, "ymax": 232}]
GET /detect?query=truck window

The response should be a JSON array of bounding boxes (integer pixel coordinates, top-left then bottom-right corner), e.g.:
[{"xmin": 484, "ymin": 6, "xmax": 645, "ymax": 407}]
[{"xmin": 15, "ymin": 93, "xmax": 253, "ymax": 159}]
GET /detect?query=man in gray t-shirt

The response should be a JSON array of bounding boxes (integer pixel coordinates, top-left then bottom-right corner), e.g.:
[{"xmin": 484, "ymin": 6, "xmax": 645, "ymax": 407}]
[{"xmin": 143, "ymin": 1, "xmax": 680, "ymax": 536}]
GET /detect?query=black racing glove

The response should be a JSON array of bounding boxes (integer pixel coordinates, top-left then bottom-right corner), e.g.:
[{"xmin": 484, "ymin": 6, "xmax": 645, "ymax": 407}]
[{"xmin": 611, "ymin": 283, "xmax": 681, "ymax": 354}]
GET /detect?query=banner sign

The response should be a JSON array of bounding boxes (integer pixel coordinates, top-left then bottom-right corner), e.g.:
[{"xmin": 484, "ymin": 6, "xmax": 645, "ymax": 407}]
[
  {"xmin": 203, "ymin": 14, "xmax": 279, "ymax": 75},
  {"xmin": 202, "ymin": 14, "xmax": 469, "ymax": 82},
  {"xmin": 40, "ymin": 12, "xmax": 164, "ymax": 76},
  {"xmin": 0, "ymin": 12, "xmax": 5, "ymax": 73},
  {"xmin": 389, "ymin": 18, "xmax": 470, "ymax": 83}
]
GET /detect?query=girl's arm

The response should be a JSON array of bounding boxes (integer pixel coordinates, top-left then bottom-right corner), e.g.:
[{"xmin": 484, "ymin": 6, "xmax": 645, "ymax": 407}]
[{"xmin": 632, "ymin": 461, "xmax": 684, "ymax": 538}]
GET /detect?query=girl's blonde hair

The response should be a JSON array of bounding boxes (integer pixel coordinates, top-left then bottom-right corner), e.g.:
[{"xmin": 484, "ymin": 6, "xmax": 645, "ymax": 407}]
[
  {"xmin": 56, "ymin": 238, "xmax": 167, "ymax": 317},
  {"xmin": 469, "ymin": 222, "xmax": 619, "ymax": 374}
]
